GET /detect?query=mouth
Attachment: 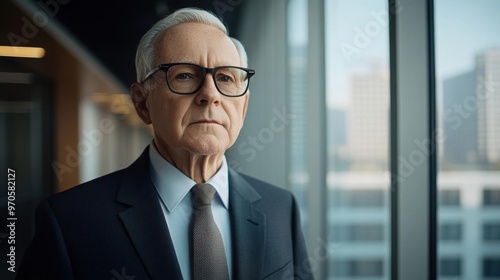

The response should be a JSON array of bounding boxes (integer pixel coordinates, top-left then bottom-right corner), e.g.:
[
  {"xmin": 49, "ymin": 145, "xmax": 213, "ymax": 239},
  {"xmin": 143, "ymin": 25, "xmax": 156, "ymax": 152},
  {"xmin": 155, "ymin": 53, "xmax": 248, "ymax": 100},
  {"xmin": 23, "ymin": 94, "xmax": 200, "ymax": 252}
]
[{"xmin": 192, "ymin": 119, "xmax": 221, "ymax": 125}]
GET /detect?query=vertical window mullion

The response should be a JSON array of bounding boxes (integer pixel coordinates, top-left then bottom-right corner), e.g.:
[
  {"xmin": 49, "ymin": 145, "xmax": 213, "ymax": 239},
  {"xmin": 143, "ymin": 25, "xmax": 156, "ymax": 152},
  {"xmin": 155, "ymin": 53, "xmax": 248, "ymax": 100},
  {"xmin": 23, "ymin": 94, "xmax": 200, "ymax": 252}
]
[
  {"xmin": 427, "ymin": 0, "xmax": 438, "ymax": 278},
  {"xmin": 389, "ymin": 0, "xmax": 399, "ymax": 278},
  {"xmin": 306, "ymin": 0, "xmax": 328, "ymax": 278},
  {"xmin": 393, "ymin": 0, "xmax": 433, "ymax": 279}
]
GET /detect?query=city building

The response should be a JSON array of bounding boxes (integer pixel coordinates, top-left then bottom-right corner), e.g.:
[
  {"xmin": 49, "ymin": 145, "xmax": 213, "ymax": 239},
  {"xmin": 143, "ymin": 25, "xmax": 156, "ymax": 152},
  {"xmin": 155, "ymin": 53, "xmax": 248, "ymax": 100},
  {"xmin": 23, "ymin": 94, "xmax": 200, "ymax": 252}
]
[
  {"xmin": 442, "ymin": 70, "xmax": 478, "ymax": 168},
  {"xmin": 477, "ymin": 49, "xmax": 500, "ymax": 165},
  {"xmin": 347, "ymin": 65, "xmax": 389, "ymax": 170}
]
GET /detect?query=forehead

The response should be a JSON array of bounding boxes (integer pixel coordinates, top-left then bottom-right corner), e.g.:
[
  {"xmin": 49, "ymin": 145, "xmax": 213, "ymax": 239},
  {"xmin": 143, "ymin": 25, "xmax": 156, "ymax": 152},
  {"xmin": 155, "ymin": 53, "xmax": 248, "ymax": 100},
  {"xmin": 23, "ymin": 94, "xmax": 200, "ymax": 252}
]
[{"xmin": 154, "ymin": 22, "xmax": 241, "ymax": 66}]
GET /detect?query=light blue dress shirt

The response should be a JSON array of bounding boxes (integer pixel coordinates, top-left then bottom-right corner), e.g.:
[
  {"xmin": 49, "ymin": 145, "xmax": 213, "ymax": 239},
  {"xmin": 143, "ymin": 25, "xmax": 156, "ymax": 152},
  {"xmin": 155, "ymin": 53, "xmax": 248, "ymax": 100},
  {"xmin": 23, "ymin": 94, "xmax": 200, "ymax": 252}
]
[{"xmin": 148, "ymin": 143, "xmax": 232, "ymax": 280}]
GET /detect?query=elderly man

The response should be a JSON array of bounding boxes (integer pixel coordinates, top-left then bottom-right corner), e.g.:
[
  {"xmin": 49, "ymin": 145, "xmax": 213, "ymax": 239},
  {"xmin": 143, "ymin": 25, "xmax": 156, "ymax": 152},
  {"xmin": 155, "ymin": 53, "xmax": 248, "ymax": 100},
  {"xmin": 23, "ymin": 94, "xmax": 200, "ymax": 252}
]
[{"xmin": 17, "ymin": 7, "xmax": 312, "ymax": 280}]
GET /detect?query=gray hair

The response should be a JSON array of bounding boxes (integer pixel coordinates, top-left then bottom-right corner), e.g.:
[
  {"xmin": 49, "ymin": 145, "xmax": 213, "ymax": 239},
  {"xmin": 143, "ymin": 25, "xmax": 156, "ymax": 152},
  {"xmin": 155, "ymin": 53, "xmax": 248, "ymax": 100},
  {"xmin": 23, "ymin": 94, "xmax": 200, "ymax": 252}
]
[{"xmin": 135, "ymin": 7, "xmax": 248, "ymax": 83}]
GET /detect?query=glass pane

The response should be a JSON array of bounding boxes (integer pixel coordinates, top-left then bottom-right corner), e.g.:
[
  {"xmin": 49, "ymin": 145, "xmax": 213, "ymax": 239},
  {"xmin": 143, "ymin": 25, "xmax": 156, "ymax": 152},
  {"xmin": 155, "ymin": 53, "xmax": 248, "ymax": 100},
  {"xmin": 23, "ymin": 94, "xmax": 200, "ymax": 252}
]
[
  {"xmin": 325, "ymin": 0, "xmax": 391, "ymax": 279},
  {"xmin": 287, "ymin": 0, "xmax": 309, "ymax": 232},
  {"xmin": 435, "ymin": 1, "xmax": 500, "ymax": 279}
]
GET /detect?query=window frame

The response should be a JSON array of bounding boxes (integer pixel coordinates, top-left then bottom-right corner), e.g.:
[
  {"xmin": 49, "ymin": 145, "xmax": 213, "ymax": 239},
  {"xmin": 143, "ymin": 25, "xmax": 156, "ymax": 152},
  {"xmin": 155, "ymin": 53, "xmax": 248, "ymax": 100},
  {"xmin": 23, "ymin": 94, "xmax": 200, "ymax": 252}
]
[
  {"xmin": 302, "ymin": 0, "xmax": 438, "ymax": 278},
  {"xmin": 390, "ymin": 0, "xmax": 437, "ymax": 278},
  {"xmin": 237, "ymin": 0, "xmax": 441, "ymax": 278}
]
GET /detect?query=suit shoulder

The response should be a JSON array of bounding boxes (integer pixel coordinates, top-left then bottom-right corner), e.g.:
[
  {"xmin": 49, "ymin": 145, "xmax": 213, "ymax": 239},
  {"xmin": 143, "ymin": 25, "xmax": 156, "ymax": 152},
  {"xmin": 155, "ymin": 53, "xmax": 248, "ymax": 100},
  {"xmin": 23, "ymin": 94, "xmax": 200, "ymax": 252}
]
[
  {"xmin": 239, "ymin": 173, "xmax": 295, "ymax": 203},
  {"xmin": 47, "ymin": 168, "xmax": 126, "ymax": 207}
]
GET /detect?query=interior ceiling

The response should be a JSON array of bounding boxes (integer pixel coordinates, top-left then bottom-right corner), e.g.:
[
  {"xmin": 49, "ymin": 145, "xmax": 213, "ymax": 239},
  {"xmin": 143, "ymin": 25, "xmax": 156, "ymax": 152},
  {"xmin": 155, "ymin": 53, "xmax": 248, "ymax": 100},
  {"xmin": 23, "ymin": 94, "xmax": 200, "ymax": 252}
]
[{"xmin": 27, "ymin": 0, "xmax": 244, "ymax": 89}]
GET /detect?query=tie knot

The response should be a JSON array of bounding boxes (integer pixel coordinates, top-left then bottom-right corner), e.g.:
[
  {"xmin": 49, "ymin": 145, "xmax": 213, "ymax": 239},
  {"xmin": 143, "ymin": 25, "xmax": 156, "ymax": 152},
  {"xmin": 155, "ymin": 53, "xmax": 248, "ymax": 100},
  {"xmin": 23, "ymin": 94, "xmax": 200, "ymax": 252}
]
[{"xmin": 191, "ymin": 183, "xmax": 216, "ymax": 208}]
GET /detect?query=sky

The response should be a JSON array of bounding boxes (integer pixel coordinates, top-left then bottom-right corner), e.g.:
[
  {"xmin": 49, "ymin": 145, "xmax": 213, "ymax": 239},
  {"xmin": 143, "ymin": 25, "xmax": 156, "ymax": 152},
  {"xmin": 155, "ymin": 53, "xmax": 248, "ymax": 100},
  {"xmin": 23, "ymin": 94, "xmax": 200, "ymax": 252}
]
[
  {"xmin": 325, "ymin": 0, "xmax": 390, "ymax": 108},
  {"xmin": 435, "ymin": 0, "xmax": 500, "ymax": 80},
  {"xmin": 289, "ymin": 0, "xmax": 500, "ymax": 108}
]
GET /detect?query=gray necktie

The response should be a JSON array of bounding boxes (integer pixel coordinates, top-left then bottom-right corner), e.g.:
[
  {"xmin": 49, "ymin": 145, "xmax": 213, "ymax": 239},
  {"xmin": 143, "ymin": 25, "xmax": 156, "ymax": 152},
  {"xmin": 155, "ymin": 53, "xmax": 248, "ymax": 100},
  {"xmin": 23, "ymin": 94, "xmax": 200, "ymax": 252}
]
[{"xmin": 191, "ymin": 183, "xmax": 230, "ymax": 280}]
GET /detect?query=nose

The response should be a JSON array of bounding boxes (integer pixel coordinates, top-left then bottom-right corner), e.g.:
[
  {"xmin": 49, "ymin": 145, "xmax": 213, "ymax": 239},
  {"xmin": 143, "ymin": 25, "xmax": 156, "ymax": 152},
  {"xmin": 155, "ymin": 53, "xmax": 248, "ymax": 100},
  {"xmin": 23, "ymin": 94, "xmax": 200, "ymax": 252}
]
[{"xmin": 195, "ymin": 72, "xmax": 221, "ymax": 106}]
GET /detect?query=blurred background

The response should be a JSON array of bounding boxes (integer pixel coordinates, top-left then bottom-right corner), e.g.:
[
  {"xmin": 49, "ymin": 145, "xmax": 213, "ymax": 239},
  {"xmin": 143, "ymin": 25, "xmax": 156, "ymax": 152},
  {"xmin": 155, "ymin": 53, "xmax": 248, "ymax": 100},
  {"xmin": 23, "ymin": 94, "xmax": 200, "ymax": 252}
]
[{"xmin": 1, "ymin": 0, "xmax": 499, "ymax": 279}]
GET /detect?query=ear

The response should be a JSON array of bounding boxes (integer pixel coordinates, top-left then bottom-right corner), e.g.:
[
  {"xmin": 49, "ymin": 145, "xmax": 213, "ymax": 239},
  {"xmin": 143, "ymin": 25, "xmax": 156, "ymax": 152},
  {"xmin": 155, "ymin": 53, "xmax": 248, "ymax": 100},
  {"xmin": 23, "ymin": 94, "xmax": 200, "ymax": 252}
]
[{"xmin": 130, "ymin": 83, "xmax": 152, "ymax": 125}]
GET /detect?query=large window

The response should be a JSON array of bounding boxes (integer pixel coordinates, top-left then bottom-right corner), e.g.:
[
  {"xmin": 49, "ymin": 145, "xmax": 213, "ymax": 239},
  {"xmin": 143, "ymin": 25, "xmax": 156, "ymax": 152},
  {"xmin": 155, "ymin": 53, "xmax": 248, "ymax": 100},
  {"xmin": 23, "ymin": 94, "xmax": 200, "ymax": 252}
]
[
  {"xmin": 281, "ymin": 0, "xmax": 500, "ymax": 278},
  {"xmin": 436, "ymin": 0, "xmax": 500, "ymax": 279},
  {"xmin": 325, "ymin": 0, "xmax": 391, "ymax": 279}
]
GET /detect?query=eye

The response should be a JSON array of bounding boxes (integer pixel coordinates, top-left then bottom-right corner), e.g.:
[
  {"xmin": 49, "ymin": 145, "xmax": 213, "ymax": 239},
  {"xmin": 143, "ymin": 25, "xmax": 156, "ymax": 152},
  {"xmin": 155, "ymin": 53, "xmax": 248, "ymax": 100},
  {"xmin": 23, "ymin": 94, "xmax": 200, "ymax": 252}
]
[
  {"xmin": 217, "ymin": 74, "xmax": 234, "ymax": 83},
  {"xmin": 176, "ymin": 73, "xmax": 192, "ymax": 80}
]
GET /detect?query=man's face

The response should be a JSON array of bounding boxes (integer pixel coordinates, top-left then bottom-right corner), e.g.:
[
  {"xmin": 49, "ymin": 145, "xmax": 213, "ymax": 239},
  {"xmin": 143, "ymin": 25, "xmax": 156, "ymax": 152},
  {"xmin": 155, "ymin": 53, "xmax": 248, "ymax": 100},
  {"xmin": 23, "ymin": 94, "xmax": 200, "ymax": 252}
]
[{"xmin": 135, "ymin": 22, "xmax": 249, "ymax": 156}]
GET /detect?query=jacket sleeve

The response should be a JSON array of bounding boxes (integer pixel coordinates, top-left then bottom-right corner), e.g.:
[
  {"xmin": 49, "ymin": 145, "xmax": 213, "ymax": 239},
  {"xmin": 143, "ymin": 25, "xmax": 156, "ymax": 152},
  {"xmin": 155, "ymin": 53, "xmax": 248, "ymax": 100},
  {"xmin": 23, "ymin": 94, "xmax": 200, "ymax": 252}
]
[
  {"xmin": 16, "ymin": 200, "xmax": 75, "ymax": 280},
  {"xmin": 291, "ymin": 196, "xmax": 315, "ymax": 280}
]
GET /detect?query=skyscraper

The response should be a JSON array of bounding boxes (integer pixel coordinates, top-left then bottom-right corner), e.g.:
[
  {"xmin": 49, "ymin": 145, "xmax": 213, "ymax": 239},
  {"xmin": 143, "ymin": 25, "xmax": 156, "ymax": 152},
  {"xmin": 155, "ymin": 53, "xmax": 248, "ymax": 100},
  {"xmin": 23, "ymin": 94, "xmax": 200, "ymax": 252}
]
[
  {"xmin": 347, "ymin": 64, "xmax": 389, "ymax": 170},
  {"xmin": 441, "ymin": 70, "xmax": 478, "ymax": 168},
  {"xmin": 477, "ymin": 49, "xmax": 500, "ymax": 165}
]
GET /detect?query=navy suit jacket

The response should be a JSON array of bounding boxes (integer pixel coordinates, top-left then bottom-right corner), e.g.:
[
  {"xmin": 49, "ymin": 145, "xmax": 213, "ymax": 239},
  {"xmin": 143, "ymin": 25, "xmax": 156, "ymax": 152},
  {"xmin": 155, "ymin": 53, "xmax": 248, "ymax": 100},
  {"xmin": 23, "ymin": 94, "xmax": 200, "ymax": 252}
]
[{"xmin": 17, "ymin": 147, "xmax": 313, "ymax": 280}]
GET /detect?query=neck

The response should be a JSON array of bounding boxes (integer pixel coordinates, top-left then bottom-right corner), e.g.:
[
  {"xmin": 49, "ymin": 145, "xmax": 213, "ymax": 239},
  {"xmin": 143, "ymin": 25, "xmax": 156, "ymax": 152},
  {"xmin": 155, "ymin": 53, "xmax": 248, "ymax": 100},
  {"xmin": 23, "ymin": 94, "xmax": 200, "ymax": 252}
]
[{"xmin": 153, "ymin": 139, "xmax": 223, "ymax": 184}]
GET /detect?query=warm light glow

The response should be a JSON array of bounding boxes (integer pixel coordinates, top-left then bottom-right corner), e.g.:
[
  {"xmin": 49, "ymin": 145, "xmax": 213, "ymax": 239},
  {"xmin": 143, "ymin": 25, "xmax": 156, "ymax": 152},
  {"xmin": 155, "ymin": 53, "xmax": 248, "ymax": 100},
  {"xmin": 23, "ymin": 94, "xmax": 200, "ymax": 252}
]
[{"xmin": 0, "ymin": 46, "xmax": 45, "ymax": 58}]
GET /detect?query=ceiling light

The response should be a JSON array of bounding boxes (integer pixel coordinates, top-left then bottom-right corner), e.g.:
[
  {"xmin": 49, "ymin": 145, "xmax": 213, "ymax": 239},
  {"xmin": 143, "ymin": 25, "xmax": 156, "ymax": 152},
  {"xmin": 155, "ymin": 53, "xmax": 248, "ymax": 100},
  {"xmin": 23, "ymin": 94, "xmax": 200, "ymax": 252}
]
[{"xmin": 0, "ymin": 46, "xmax": 45, "ymax": 58}]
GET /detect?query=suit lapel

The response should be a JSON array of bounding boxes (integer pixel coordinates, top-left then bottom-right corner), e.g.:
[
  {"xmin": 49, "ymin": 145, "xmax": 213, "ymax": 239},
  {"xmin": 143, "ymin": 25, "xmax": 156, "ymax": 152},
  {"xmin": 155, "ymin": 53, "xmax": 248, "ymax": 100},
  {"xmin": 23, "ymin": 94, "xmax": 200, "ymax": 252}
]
[
  {"xmin": 229, "ymin": 169, "xmax": 266, "ymax": 280},
  {"xmin": 116, "ymin": 147, "xmax": 183, "ymax": 280},
  {"xmin": 115, "ymin": 148, "xmax": 267, "ymax": 280}
]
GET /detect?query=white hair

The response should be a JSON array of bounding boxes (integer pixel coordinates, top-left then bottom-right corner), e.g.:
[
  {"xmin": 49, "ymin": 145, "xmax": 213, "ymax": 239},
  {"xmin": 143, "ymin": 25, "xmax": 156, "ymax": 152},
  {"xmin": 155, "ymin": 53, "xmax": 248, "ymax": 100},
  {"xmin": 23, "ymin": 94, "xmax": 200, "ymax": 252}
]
[
  {"xmin": 230, "ymin": 37, "xmax": 248, "ymax": 68},
  {"xmin": 135, "ymin": 7, "xmax": 248, "ymax": 83}
]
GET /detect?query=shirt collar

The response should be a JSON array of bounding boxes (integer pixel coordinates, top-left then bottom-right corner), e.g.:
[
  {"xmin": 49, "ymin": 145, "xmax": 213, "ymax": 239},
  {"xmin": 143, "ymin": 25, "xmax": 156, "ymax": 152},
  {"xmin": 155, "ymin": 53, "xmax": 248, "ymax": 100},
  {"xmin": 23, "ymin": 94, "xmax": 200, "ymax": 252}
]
[{"xmin": 148, "ymin": 142, "xmax": 229, "ymax": 212}]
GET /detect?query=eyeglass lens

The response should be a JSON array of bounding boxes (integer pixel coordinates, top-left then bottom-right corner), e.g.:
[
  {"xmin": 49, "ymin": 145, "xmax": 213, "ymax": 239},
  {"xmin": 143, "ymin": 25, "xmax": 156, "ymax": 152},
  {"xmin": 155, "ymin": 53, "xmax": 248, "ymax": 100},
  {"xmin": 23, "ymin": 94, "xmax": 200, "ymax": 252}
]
[{"xmin": 165, "ymin": 64, "xmax": 249, "ymax": 96}]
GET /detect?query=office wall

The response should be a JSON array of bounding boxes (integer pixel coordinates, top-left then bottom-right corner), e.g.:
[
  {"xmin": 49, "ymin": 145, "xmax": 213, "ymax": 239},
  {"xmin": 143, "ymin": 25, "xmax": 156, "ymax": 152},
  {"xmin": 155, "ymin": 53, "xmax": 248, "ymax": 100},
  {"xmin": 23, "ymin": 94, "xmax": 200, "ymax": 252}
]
[{"xmin": 227, "ymin": 0, "xmax": 289, "ymax": 189}]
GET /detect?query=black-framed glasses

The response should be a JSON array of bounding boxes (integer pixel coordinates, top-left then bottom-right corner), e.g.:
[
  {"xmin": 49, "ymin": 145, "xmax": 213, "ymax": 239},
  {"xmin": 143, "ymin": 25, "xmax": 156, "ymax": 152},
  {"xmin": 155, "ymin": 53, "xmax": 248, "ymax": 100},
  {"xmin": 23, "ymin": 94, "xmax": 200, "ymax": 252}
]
[{"xmin": 141, "ymin": 63, "xmax": 255, "ymax": 97}]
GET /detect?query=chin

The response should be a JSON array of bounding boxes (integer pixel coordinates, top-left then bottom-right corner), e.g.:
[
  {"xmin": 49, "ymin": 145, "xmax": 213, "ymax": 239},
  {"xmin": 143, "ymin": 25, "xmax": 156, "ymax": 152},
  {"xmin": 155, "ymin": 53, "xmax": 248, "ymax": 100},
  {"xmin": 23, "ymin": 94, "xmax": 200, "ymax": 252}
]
[{"xmin": 185, "ymin": 134, "xmax": 228, "ymax": 155}]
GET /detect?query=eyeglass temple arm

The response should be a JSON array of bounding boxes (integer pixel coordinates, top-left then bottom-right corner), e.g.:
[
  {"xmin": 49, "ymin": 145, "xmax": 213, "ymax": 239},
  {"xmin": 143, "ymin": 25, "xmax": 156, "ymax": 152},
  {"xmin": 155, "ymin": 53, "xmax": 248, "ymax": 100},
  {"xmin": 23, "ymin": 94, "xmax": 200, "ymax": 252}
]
[{"xmin": 141, "ymin": 66, "xmax": 162, "ymax": 83}]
